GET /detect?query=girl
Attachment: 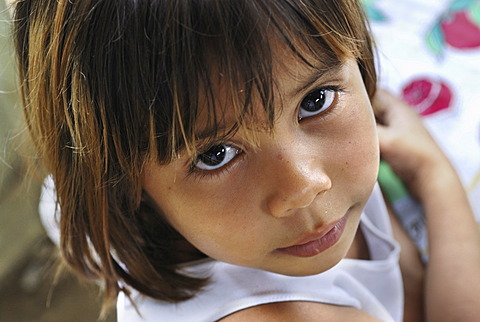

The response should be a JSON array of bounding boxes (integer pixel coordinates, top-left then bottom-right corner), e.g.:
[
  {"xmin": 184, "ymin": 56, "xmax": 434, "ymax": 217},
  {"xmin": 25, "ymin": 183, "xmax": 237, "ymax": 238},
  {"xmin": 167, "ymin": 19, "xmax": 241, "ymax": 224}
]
[{"xmin": 12, "ymin": 0, "xmax": 480, "ymax": 320}]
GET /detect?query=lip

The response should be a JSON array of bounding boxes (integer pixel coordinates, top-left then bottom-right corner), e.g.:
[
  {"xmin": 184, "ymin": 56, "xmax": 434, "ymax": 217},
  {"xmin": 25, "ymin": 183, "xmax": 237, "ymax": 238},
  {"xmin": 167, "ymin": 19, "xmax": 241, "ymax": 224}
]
[{"xmin": 276, "ymin": 213, "xmax": 349, "ymax": 258}]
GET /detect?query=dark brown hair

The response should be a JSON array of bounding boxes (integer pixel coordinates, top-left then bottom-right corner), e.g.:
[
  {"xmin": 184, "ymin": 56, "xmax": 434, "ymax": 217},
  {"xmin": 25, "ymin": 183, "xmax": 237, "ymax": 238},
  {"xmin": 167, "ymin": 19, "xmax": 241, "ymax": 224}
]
[{"xmin": 13, "ymin": 0, "xmax": 376, "ymax": 313}]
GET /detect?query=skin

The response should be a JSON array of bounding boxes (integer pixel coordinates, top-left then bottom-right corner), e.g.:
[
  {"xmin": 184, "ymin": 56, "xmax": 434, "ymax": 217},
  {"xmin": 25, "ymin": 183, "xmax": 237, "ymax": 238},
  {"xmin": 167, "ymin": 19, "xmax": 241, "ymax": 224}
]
[
  {"xmin": 144, "ymin": 56, "xmax": 480, "ymax": 320},
  {"xmin": 220, "ymin": 90, "xmax": 480, "ymax": 322},
  {"xmin": 143, "ymin": 57, "xmax": 380, "ymax": 278},
  {"xmin": 375, "ymin": 90, "xmax": 480, "ymax": 321}
]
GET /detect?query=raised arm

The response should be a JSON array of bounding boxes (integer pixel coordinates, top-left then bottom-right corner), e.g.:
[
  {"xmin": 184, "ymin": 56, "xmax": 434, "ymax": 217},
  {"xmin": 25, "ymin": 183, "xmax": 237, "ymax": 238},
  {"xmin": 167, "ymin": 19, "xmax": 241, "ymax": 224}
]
[{"xmin": 375, "ymin": 89, "xmax": 480, "ymax": 321}]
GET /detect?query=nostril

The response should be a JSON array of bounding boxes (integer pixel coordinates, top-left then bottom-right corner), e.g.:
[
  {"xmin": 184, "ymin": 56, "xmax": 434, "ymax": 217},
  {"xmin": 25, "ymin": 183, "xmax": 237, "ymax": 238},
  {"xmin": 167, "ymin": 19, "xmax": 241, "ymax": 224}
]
[{"xmin": 266, "ymin": 172, "xmax": 332, "ymax": 218}]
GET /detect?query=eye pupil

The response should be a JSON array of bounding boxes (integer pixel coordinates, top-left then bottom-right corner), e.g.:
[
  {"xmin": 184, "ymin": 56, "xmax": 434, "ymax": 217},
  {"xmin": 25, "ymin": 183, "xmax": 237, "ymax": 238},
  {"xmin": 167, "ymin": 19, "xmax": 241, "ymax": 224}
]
[
  {"xmin": 302, "ymin": 89, "xmax": 326, "ymax": 112},
  {"xmin": 199, "ymin": 146, "xmax": 226, "ymax": 166}
]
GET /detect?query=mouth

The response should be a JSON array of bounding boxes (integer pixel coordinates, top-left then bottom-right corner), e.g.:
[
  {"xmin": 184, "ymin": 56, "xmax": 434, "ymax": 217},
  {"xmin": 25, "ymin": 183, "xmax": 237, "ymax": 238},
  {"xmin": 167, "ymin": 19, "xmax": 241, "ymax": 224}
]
[{"xmin": 276, "ymin": 213, "xmax": 349, "ymax": 258}]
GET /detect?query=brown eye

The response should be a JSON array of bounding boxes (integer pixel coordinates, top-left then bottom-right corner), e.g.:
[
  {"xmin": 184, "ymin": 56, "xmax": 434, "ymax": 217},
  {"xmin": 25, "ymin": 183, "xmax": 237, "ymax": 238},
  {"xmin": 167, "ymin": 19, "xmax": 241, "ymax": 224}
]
[
  {"xmin": 299, "ymin": 88, "xmax": 337, "ymax": 120},
  {"xmin": 195, "ymin": 145, "xmax": 239, "ymax": 170}
]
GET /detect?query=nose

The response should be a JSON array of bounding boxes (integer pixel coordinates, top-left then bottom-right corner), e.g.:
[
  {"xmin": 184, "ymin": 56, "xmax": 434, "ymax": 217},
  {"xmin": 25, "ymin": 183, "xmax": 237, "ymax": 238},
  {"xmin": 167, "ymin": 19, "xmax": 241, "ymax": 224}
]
[{"xmin": 264, "ymin": 148, "xmax": 332, "ymax": 218}]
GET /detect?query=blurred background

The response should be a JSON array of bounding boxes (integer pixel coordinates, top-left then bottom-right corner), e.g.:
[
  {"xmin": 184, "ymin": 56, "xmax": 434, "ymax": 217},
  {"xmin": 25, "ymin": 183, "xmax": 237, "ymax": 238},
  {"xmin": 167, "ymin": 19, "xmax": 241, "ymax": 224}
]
[
  {"xmin": 0, "ymin": 1, "xmax": 115, "ymax": 321},
  {"xmin": 1, "ymin": 0, "xmax": 479, "ymax": 321},
  {"xmin": 366, "ymin": 0, "xmax": 480, "ymax": 220}
]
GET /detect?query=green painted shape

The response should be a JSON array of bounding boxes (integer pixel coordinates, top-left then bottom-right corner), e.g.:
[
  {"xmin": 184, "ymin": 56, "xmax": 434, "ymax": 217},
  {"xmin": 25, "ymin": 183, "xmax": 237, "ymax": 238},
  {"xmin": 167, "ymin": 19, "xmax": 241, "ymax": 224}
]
[
  {"xmin": 425, "ymin": 22, "xmax": 446, "ymax": 56},
  {"xmin": 468, "ymin": 1, "xmax": 480, "ymax": 26},
  {"xmin": 365, "ymin": 6, "xmax": 388, "ymax": 22},
  {"xmin": 377, "ymin": 161, "xmax": 409, "ymax": 204},
  {"xmin": 361, "ymin": 0, "xmax": 376, "ymax": 6},
  {"xmin": 449, "ymin": 0, "xmax": 476, "ymax": 11}
]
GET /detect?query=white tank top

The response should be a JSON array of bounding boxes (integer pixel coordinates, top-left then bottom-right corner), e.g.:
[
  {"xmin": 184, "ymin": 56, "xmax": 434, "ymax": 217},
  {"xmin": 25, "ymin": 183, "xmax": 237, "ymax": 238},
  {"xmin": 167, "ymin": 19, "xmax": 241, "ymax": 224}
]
[{"xmin": 117, "ymin": 185, "xmax": 404, "ymax": 322}]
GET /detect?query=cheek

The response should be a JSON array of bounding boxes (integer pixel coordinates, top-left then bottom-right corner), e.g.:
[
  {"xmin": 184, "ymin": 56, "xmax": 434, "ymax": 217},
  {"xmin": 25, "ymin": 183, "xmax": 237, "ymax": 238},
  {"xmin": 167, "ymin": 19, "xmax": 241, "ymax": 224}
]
[
  {"xmin": 348, "ymin": 122, "xmax": 379, "ymax": 174},
  {"xmin": 331, "ymin": 103, "xmax": 379, "ymax": 190},
  {"xmin": 157, "ymin": 184, "xmax": 265, "ymax": 262}
]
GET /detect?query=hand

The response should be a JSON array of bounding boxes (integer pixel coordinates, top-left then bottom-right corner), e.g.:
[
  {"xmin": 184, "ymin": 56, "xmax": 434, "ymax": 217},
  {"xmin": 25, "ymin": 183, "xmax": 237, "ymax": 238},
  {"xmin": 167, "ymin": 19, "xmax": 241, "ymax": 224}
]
[
  {"xmin": 375, "ymin": 92, "xmax": 480, "ymax": 322},
  {"xmin": 374, "ymin": 89, "xmax": 452, "ymax": 197}
]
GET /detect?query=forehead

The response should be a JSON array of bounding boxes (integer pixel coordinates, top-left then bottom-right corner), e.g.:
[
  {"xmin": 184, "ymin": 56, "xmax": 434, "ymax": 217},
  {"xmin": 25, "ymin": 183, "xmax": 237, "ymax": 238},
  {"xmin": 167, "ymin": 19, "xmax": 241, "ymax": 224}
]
[
  {"xmin": 153, "ymin": 0, "xmax": 370, "ymax": 161},
  {"xmin": 192, "ymin": 40, "xmax": 346, "ymax": 147},
  {"xmin": 274, "ymin": 43, "xmax": 346, "ymax": 98}
]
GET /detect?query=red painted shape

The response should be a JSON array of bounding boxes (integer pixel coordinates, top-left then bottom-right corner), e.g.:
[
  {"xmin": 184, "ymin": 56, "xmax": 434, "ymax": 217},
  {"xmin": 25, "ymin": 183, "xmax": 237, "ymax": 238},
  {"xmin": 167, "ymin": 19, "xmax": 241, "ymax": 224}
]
[
  {"xmin": 402, "ymin": 78, "xmax": 453, "ymax": 116},
  {"xmin": 441, "ymin": 11, "xmax": 480, "ymax": 49}
]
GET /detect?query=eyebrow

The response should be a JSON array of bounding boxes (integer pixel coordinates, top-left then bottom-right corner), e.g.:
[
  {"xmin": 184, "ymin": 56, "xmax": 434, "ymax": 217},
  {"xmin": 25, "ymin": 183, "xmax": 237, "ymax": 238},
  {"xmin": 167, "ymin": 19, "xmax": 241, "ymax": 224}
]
[
  {"xmin": 289, "ymin": 60, "xmax": 345, "ymax": 98},
  {"xmin": 195, "ymin": 124, "xmax": 230, "ymax": 142},
  {"xmin": 193, "ymin": 60, "xmax": 346, "ymax": 144}
]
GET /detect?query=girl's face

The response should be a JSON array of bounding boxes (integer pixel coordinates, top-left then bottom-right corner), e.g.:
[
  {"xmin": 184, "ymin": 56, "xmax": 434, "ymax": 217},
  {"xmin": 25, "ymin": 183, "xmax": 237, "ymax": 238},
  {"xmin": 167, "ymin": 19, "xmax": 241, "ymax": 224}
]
[{"xmin": 143, "ymin": 55, "xmax": 379, "ymax": 276}]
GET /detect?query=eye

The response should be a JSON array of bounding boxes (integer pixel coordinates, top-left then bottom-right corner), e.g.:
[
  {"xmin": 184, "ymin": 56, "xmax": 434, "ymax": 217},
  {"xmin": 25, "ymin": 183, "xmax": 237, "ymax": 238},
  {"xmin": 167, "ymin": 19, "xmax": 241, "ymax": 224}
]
[
  {"xmin": 195, "ymin": 144, "xmax": 239, "ymax": 171},
  {"xmin": 298, "ymin": 87, "xmax": 338, "ymax": 120}
]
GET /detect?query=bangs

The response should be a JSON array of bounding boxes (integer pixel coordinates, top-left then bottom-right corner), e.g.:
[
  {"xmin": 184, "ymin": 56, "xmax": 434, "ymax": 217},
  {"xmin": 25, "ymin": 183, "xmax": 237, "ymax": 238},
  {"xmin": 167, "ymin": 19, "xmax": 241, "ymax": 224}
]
[
  {"xmin": 16, "ymin": 0, "xmax": 374, "ymax": 169},
  {"xmin": 13, "ymin": 0, "xmax": 376, "ymax": 306},
  {"xmin": 140, "ymin": 0, "xmax": 375, "ymax": 163}
]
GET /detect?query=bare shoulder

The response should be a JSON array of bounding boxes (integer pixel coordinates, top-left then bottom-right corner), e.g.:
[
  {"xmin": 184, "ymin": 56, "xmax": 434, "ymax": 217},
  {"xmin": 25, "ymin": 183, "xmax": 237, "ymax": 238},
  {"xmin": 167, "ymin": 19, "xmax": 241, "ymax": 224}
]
[{"xmin": 219, "ymin": 301, "xmax": 380, "ymax": 321}]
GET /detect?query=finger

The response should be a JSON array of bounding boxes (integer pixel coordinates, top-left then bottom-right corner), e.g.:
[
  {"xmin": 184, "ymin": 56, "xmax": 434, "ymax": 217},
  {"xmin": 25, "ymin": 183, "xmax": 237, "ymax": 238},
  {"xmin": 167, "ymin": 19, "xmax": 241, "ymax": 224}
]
[
  {"xmin": 376, "ymin": 123, "xmax": 398, "ymax": 159},
  {"xmin": 376, "ymin": 123, "xmax": 390, "ymax": 145},
  {"xmin": 372, "ymin": 89, "xmax": 389, "ymax": 111},
  {"xmin": 372, "ymin": 89, "xmax": 397, "ymax": 124}
]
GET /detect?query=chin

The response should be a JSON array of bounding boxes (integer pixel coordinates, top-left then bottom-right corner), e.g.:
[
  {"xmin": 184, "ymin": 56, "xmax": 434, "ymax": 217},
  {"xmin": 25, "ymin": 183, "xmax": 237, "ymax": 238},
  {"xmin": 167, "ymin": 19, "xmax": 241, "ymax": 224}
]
[
  {"xmin": 268, "ymin": 244, "xmax": 350, "ymax": 277},
  {"xmin": 272, "ymin": 223, "xmax": 359, "ymax": 277}
]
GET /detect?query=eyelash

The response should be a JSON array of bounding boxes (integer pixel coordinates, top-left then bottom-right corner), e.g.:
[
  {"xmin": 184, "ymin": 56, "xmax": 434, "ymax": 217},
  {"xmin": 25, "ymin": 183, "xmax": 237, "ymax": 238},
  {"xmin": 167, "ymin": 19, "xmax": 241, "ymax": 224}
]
[
  {"xmin": 298, "ymin": 85, "xmax": 344, "ymax": 122},
  {"xmin": 187, "ymin": 144, "xmax": 243, "ymax": 180},
  {"xmin": 188, "ymin": 85, "xmax": 345, "ymax": 180}
]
